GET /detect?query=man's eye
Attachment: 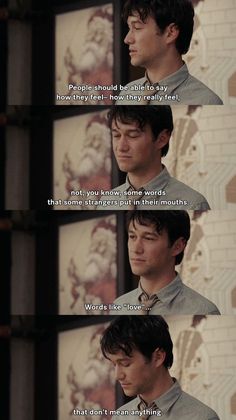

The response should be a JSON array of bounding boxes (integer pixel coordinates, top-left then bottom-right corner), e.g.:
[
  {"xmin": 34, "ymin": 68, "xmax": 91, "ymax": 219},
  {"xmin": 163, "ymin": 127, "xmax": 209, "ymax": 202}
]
[
  {"xmin": 128, "ymin": 132, "xmax": 140, "ymax": 138},
  {"xmin": 121, "ymin": 362, "xmax": 131, "ymax": 367},
  {"xmin": 134, "ymin": 26, "xmax": 142, "ymax": 30},
  {"xmin": 129, "ymin": 234, "xmax": 136, "ymax": 239}
]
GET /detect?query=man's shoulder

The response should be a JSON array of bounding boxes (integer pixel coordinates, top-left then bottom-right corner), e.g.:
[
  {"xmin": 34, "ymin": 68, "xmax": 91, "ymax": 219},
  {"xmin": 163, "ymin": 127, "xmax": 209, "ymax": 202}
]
[
  {"xmin": 96, "ymin": 184, "xmax": 125, "ymax": 210},
  {"xmin": 185, "ymin": 73, "xmax": 223, "ymax": 105},
  {"xmin": 110, "ymin": 290, "xmax": 139, "ymax": 314},
  {"xmin": 111, "ymin": 398, "xmax": 139, "ymax": 420},
  {"xmin": 116, "ymin": 78, "xmax": 146, "ymax": 104},
  {"xmin": 181, "ymin": 284, "xmax": 220, "ymax": 314},
  {"xmin": 167, "ymin": 176, "xmax": 210, "ymax": 210},
  {"xmin": 113, "ymin": 289, "xmax": 138, "ymax": 304},
  {"xmin": 124, "ymin": 77, "xmax": 146, "ymax": 89},
  {"xmin": 180, "ymin": 390, "xmax": 220, "ymax": 419},
  {"xmin": 99, "ymin": 184, "xmax": 126, "ymax": 196},
  {"xmin": 98, "ymin": 178, "xmax": 210, "ymax": 210}
]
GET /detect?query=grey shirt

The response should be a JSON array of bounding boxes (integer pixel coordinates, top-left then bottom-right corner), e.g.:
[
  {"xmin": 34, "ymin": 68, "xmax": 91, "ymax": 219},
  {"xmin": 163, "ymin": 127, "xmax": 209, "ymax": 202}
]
[
  {"xmin": 110, "ymin": 274, "xmax": 220, "ymax": 315},
  {"xmin": 97, "ymin": 166, "xmax": 210, "ymax": 210},
  {"xmin": 116, "ymin": 63, "xmax": 223, "ymax": 105},
  {"xmin": 111, "ymin": 379, "xmax": 220, "ymax": 420}
]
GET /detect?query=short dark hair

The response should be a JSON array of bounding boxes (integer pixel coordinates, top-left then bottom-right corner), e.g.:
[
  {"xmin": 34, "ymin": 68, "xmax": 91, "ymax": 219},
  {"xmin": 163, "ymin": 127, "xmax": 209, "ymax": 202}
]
[
  {"xmin": 123, "ymin": 0, "xmax": 194, "ymax": 55},
  {"xmin": 101, "ymin": 315, "xmax": 173, "ymax": 369},
  {"xmin": 127, "ymin": 210, "xmax": 190, "ymax": 264},
  {"xmin": 107, "ymin": 105, "xmax": 173, "ymax": 157}
]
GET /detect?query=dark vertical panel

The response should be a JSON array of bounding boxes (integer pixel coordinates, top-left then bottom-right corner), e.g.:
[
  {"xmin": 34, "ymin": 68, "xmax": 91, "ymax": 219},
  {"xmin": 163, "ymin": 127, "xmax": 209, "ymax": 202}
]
[
  {"xmin": 0, "ymin": 214, "xmax": 11, "ymax": 322},
  {"xmin": 0, "ymin": 339, "xmax": 10, "ymax": 420},
  {"xmin": 31, "ymin": 2, "xmax": 54, "ymax": 105},
  {"xmin": 0, "ymin": 127, "xmax": 6, "ymax": 208},
  {"xmin": 0, "ymin": 1, "xmax": 7, "ymax": 207},
  {"xmin": 114, "ymin": 0, "xmax": 129, "ymax": 86},
  {"xmin": 0, "ymin": 212, "xmax": 11, "ymax": 420},
  {"xmin": 35, "ymin": 212, "xmax": 58, "ymax": 315},
  {"xmin": 0, "ymin": 3, "xmax": 9, "ymax": 413},
  {"xmin": 0, "ymin": 0, "xmax": 7, "ymax": 107},
  {"xmin": 117, "ymin": 211, "xmax": 132, "ymax": 296},
  {"xmin": 34, "ymin": 318, "xmax": 57, "ymax": 420},
  {"xmin": 30, "ymin": 107, "xmax": 53, "ymax": 209}
]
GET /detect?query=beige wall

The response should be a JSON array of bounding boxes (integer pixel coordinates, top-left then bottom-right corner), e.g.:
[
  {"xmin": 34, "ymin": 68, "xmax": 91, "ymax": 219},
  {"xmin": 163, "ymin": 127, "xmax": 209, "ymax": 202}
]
[
  {"xmin": 163, "ymin": 106, "xmax": 236, "ymax": 209},
  {"xmin": 168, "ymin": 315, "xmax": 236, "ymax": 420},
  {"xmin": 186, "ymin": 0, "xmax": 236, "ymax": 104},
  {"xmin": 179, "ymin": 211, "xmax": 236, "ymax": 314}
]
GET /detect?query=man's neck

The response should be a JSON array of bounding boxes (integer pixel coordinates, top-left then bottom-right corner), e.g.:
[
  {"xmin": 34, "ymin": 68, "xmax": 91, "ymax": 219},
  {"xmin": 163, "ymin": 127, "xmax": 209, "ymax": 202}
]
[
  {"xmin": 128, "ymin": 162, "xmax": 163, "ymax": 190},
  {"xmin": 140, "ymin": 270, "xmax": 177, "ymax": 296},
  {"xmin": 140, "ymin": 372, "xmax": 174, "ymax": 405},
  {"xmin": 146, "ymin": 54, "xmax": 184, "ymax": 85}
]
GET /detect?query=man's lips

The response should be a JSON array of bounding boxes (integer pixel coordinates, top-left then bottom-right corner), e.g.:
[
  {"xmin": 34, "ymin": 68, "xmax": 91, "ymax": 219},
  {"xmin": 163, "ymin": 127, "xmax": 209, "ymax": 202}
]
[
  {"xmin": 130, "ymin": 258, "xmax": 146, "ymax": 263},
  {"xmin": 120, "ymin": 383, "xmax": 131, "ymax": 387}
]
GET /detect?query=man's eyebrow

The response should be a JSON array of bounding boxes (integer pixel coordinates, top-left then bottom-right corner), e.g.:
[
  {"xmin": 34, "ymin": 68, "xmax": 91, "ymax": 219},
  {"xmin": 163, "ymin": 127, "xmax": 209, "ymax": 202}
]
[
  {"xmin": 128, "ymin": 226, "xmax": 159, "ymax": 236},
  {"xmin": 107, "ymin": 356, "xmax": 132, "ymax": 362},
  {"xmin": 131, "ymin": 19, "xmax": 143, "ymax": 23},
  {"xmin": 111, "ymin": 127, "xmax": 142, "ymax": 133},
  {"xmin": 127, "ymin": 16, "xmax": 144, "ymax": 26}
]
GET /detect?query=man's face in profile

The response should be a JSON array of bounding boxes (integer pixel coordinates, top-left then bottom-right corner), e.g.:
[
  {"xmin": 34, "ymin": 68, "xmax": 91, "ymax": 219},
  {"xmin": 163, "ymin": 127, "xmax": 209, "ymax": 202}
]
[
  {"xmin": 124, "ymin": 13, "xmax": 168, "ymax": 69},
  {"xmin": 111, "ymin": 118, "xmax": 158, "ymax": 175}
]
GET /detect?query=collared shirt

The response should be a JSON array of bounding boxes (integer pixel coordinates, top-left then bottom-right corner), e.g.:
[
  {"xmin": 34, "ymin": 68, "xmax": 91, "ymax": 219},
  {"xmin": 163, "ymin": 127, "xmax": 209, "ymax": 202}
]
[
  {"xmin": 111, "ymin": 379, "xmax": 220, "ymax": 420},
  {"xmin": 97, "ymin": 166, "xmax": 210, "ymax": 210},
  {"xmin": 116, "ymin": 63, "xmax": 223, "ymax": 105},
  {"xmin": 110, "ymin": 273, "xmax": 220, "ymax": 315}
]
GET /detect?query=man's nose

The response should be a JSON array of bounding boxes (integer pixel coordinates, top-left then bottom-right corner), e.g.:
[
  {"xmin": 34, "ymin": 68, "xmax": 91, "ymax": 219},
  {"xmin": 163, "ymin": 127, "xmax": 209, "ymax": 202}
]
[
  {"xmin": 132, "ymin": 238, "xmax": 144, "ymax": 254},
  {"xmin": 124, "ymin": 29, "xmax": 134, "ymax": 45},
  {"xmin": 117, "ymin": 136, "xmax": 129, "ymax": 151},
  {"xmin": 115, "ymin": 365, "xmax": 125, "ymax": 381}
]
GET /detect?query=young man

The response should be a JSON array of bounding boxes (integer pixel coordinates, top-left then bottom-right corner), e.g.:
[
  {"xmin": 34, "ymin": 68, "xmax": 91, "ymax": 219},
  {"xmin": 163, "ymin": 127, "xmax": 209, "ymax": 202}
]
[
  {"xmin": 117, "ymin": 0, "xmax": 223, "ymax": 105},
  {"xmin": 111, "ymin": 211, "xmax": 220, "ymax": 314},
  {"xmin": 101, "ymin": 316, "xmax": 220, "ymax": 419},
  {"xmin": 98, "ymin": 105, "xmax": 210, "ymax": 210}
]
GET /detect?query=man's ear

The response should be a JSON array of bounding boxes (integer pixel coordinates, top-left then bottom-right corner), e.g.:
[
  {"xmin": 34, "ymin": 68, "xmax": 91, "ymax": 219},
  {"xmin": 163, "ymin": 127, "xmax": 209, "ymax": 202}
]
[
  {"xmin": 171, "ymin": 237, "xmax": 187, "ymax": 258},
  {"xmin": 155, "ymin": 129, "xmax": 171, "ymax": 152},
  {"xmin": 152, "ymin": 347, "xmax": 166, "ymax": 368},
  {"xmin": 165, "ymin": 23, "xmax": 180, "ymax": 45}
]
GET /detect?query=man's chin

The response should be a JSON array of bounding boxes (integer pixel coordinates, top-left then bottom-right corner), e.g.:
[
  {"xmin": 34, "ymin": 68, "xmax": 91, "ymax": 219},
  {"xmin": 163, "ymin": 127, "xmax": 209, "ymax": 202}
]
[
  {"xmin": 130, "ymin": 266, "xmax": 145, "ymax": 277},
  {"xmin": 130, "ymin": 57, "xmax": 143, "ymax": 67},
  {"xmin": 122, "ymin": 388, "xmax": 135, "ymax": 397},
  {"xmin": 117, "ymin": 162, "xmax": 134, "ymax": 173}
]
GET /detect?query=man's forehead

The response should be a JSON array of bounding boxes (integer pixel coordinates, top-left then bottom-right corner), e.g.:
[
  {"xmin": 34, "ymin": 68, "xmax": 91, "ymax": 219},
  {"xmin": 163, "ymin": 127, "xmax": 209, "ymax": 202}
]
[
  {"xmin": 127, "ymin": 13, "xmax": 143, "ymax": 23},
  {"xmin": 129, "ymin": 219, "xmax": 157, "ymax": 232},
  {"xmin": 127, "ymin": 10, "xmax": 155, "ymax": 24},
  {"xmin": 106, "ymin": 350, "xmax": 132, "ymax": 361},
  {"xmin": 111, "ymin": 118, "xmax": 142, "ymax": 130}
]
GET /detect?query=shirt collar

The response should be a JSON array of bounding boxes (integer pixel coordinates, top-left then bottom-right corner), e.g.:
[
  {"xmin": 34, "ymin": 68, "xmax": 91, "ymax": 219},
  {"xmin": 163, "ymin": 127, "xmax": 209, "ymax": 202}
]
[
  {"xmin": 124, "ymin": 165, "xmax": 171, "ymax": 192},
  {"xmin": 143, "ymin": 62, "xmax": 189, "ymax": 93},
  {"xmin": 138, "ymin": 273, "xmax": 183, "ymax": 304},
  {"xmin": 138, "ymin": 378, "xmax": 182, "ymax": 415}
]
